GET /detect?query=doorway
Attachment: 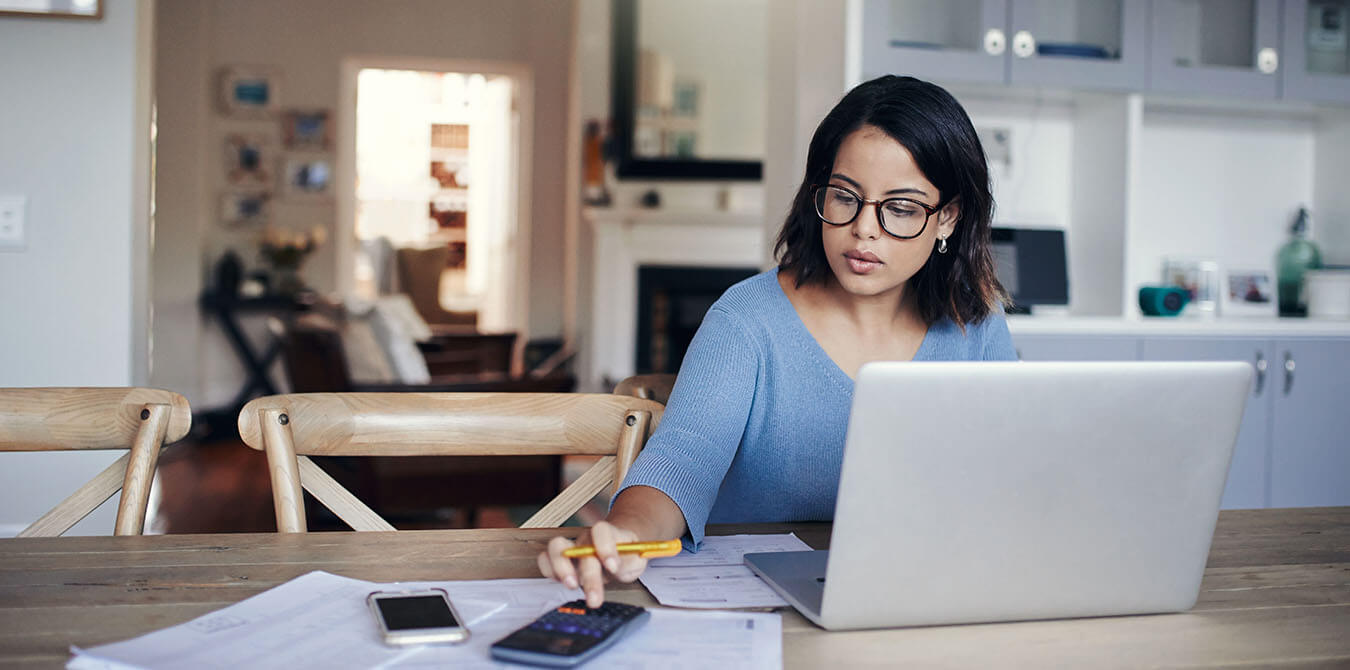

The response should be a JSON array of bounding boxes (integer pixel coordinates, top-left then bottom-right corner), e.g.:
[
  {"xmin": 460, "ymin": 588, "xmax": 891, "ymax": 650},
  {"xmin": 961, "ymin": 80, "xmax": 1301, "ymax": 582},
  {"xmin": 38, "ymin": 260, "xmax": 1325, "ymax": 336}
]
[{"xmin": 340, "ymin": 60, "xmax": 527, "ymax": 333}]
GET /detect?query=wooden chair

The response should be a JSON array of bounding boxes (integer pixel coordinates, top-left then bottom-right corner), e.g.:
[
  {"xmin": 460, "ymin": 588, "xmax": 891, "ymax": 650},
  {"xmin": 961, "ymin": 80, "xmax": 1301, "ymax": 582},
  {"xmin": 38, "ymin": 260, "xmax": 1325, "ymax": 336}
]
[
  {"xmin": 0, "ymin": 388, "xmax": 192, "ymax": 537},
  {"xmin": 237, "ymin": 392, "xmax": 664, "ymax": 532},
  {"xmin": 613, "ymin": 373, "xmax": 676, "ymax": 405}
]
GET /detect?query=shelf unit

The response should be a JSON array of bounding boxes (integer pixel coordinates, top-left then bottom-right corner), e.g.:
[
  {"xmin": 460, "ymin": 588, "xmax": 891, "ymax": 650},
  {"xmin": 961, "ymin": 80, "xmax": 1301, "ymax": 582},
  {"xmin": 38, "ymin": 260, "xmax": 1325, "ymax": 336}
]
[{"xmin": 860, "ymin": 0, "xmax": 1350, "ymax": 318}]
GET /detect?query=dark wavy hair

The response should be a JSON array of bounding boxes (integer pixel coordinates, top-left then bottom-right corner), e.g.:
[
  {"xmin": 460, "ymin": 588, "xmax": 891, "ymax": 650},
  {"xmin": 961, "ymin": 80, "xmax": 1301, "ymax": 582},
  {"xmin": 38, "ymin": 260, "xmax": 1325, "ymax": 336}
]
[{"xmin": 774, "ymin": 75, "xmax": 1008, "ymax": 328}]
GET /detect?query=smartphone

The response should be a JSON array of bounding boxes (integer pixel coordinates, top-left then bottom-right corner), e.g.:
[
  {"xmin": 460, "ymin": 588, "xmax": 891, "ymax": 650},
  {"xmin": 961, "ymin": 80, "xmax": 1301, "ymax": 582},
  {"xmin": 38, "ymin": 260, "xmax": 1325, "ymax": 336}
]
[{"xmin": 367, "ymin": 588, "xmax": 470, "ymax": 646}]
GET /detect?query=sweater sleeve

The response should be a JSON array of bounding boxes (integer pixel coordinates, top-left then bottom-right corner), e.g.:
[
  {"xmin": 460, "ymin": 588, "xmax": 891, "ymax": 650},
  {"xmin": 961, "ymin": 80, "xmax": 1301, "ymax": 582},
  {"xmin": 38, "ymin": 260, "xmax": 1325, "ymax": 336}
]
[{"xmin": 612, "ymin": 305, "xmax": 761, "ymax": 548}]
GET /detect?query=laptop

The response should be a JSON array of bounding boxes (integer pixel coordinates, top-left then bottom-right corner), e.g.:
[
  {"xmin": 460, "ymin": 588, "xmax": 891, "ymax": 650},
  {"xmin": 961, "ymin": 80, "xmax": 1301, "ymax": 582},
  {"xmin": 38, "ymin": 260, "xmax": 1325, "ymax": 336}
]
[{"xmin": 744, "ymin": 361, "xmax": 1252, "ymax": 631}]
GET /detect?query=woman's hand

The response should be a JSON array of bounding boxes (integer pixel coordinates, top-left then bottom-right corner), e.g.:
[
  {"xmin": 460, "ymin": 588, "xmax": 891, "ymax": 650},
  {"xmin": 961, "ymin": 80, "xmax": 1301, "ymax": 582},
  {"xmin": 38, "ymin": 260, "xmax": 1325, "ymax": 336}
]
[{"xmin": 537, "ymin": 520, "xmax": 650, "ymax": 608}]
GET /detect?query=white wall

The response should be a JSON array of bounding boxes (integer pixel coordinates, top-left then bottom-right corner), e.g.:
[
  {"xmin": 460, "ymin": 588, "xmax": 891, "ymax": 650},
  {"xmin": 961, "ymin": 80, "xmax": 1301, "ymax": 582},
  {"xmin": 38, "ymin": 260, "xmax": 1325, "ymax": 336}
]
[
  {"xmin": 0, "ymin": 0, "xmax": 155, "ymax": 536},
  {"xmin": 153, "ymin": 0, "xmax": 574, "ymax": 408}
]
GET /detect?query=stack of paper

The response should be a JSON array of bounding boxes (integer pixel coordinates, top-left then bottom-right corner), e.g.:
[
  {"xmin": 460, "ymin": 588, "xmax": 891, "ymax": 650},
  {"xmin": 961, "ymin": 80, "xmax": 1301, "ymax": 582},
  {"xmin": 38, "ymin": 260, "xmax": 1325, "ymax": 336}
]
[
  {"xmin": 638, "ymin": 533, "xmax": 813, "ymax": 609},
  {"xmin": 68, "ymin": 570, "xmax": 781, "ymax": 670}
]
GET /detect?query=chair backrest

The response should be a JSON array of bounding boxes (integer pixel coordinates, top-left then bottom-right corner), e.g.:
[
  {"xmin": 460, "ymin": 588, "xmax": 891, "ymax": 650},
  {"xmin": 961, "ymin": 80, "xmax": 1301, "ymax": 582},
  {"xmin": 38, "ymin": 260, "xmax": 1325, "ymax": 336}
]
[
  {"xmin": 0, "ymin": 387, "xmax": 192, "ymax": 537},
  {"xmin": 613, "ymin": 374, "xmax": 676, "ymax": 406},
  {"xmin": 237, "ymin": 392, "xmax": 664, "ymax": 532}
]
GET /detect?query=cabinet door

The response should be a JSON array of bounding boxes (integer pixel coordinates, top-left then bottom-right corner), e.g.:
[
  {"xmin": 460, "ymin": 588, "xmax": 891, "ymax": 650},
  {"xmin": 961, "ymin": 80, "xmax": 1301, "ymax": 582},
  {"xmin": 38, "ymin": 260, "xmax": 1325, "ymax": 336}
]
[
  {"xmin": 1282, "ymin": 0, "xmax": 1350, "ymax": 103},
  {"xmin": 1012, "ymin": 334, "xmax": 1139, "ymax": 361},
  {"xmin": 1149, "ymin": 0, "xmax": 1282, "ymax": 99},
  {"xmin": 1140, "ymin": 337, "xmax": 1274, "ymax": 510},
  {"xmin": 861, "ymin": 0, "xmax": 1010, "ymax": 84},
  {"xmin": 1271, "ymin": 338, "xmax": 1350, "ymax": 507},
  {"xmin": 1008, "ymin": 0, "xmax": 1148, "ymax": 90}
]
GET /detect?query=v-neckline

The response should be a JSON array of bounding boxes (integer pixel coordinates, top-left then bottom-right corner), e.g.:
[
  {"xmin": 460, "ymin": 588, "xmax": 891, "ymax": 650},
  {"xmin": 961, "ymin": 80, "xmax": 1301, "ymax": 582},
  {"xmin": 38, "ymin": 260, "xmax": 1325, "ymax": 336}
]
[{"xmin": 768, "ymin": 268, "xmax": 934, "ymax": 387}]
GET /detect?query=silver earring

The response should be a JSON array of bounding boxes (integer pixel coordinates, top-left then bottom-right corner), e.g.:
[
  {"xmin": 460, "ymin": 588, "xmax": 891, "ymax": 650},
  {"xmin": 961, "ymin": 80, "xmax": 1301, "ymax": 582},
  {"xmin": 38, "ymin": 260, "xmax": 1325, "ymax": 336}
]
[{"xmin": 937, "ymin": 237, "xmax": 948, "ymax": 254}]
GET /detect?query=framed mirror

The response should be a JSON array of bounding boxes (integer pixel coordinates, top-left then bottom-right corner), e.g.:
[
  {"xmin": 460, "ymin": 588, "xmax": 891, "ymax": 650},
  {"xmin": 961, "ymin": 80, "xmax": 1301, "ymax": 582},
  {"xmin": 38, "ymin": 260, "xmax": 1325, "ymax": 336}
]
[
  {"xmin": 611, "ymin": 0, "xmax": 765, "ymax": 180},
  {"xmin": 0, "ymin": 0, "xmax": 101, "ymax": 19}
]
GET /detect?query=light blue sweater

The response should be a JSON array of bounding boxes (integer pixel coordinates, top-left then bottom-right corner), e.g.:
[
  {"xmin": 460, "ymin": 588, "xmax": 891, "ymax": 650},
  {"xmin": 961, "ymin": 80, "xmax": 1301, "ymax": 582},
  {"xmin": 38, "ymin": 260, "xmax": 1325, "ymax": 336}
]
[{"xmin": 615, "ymin": 268, "xmax": 1018, "ymax": 548}]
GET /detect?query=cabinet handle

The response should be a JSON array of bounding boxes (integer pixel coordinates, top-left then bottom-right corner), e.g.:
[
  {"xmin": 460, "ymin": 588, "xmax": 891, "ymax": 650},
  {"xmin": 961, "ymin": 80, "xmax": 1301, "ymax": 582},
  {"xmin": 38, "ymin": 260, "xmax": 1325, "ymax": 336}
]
[
  {"xmin": 1282, "ymin": 351, "xmax": 1295, "ymax": 396},
  {"xmin": 1257, "ymin": 47, "xmax": 1278, "ymax": 74},
  {"xmin": 984, "ymin": 28, "xmax": 1006, "ymax": 56},
  {"xmin": 1012, "ymin": 30, "xmax": 1036, "ymax": 58},
  {"xmin": 1253, "ymin": 351, "xmax": 1267, "ymax": 396}
]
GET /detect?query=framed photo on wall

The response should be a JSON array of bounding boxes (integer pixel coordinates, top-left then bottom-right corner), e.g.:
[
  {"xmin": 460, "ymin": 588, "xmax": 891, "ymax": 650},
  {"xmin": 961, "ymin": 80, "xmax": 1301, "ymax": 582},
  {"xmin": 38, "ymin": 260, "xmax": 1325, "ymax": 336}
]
[
  {"xmin": 220, "ymin": 191, "xmax": 270, "ymax": 227},
  {"xmin": 280, "ymin": 153, "xmax": 333, "ymax": 200},
  {"xmin": 223, "ymin": 134, "xmax": 272, "ymax": 185},
  {"xmin": 282, "ymin": 109, "xmax": 332, "ymax": 150},
  {"xmin": 218, "ymin": 66, "xmax": 282, "ymax": 117}
]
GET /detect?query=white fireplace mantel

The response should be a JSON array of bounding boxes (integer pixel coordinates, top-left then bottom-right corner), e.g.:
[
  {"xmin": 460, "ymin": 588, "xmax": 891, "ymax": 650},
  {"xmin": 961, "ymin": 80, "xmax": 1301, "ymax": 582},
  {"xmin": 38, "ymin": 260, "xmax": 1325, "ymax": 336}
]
[{"xmin": 585, "ymin": 207, "xmax": 766, "ymax": 390}]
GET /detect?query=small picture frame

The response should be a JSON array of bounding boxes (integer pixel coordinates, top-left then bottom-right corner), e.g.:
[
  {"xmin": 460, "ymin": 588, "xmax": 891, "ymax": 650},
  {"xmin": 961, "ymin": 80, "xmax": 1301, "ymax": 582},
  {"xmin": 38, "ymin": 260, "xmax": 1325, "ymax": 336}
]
[
  {"xmin": 220, "ymin": 191, "xmax": 270, "ymax": 226},
  {"xmin": 1223, "ymin": 269, "xmax": 1277, "ymax": 317},
  {"xmin": 1162, "ymin": 257, "xmax": 1221, "ymax": 317},
  {"xmin": 218, "ymin": 66, "xmax": 281, "ymax": 117},
  {"xmin": 282, "ymin": 109, "xmax": 332, "ymax": 150},
  {"xmin": 223, "ymin": 134, "xmax": 272, "ymax": 185},
  {"xmin": 280, "ymin": 153, "xmax": 333, "ymax": 200}
]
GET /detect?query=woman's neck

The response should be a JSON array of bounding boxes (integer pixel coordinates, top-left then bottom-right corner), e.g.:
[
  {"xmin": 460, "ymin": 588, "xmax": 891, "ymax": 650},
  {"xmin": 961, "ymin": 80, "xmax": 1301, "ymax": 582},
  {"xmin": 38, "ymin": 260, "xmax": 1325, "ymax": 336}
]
[{"xmin": 782, "ymin": 269, "xmax": 921, "ymax": 336}]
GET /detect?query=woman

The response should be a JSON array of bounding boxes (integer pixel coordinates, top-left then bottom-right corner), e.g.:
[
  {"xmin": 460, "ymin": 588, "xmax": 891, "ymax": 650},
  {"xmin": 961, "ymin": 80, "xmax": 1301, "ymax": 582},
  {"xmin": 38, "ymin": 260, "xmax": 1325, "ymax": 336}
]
[{"xmin": 540, "ymin": 75, "xmax": 1016, "ymax": 606}]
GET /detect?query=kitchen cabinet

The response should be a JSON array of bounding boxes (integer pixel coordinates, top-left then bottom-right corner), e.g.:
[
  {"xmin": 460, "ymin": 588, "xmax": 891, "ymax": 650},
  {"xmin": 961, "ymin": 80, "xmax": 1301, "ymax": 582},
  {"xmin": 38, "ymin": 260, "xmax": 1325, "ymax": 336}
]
[
  {"xmin": 1011, "ymin": 328, "xmax": 1350, "ymax": 509},
  {"xmin": 861, "ymin": 0, "xmax": 1148, "ymax": 91},
  {"xmin": 1268, "ymin": 337, "xmax": 1350, "ymax": 506},
  {"xmin": 1151, "ymin": 0, "xmax": 1350, "ymax": 104},
  {"xmin": 863, "ymin": 0, "xmax": 1350, "ymax": 105},
  {"xmin": 1139, "ymin": 336, "xmax": 1274, "ymax": 510},
  {"xmin": 1149, "ymin": 0, "xmax": 1282, "ymax": 100},
  {"xmin": 1144, "ymin": 336, "xmax": 1350, "ymax": 508},
  {"xmin": 1013, "ymin": 333, "xmax": 1139, "ymax": 361},
  {"xmin": 1283, "ymin": 0, "xmax": 1350, "ymax": 104},
  {"xmin": 861, "ymin": 0, "xmax": 1008, "ymax": 86}
]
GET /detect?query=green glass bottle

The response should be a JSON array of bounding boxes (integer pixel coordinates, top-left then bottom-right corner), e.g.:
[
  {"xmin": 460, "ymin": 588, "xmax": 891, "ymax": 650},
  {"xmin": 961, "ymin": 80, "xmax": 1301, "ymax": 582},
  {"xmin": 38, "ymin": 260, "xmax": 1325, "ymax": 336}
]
[{"xmin": 1277, "ymin": 207, "xmax": 1323, "ymax": 317}]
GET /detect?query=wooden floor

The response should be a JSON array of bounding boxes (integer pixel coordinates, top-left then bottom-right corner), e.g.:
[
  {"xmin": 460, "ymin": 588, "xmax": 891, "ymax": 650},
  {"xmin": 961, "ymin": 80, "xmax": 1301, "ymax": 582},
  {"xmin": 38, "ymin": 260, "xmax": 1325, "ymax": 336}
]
[{"xmin": 152, "ymin": 437, "xmax": 578, "ymax": 533}]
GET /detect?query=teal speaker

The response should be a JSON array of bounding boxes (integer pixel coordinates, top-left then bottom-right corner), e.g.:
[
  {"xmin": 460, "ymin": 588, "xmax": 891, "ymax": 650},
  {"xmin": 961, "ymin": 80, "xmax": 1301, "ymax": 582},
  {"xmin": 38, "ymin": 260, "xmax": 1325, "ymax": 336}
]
[{"xmin": 1139, "ymin": 286, "xmax": 1189, "ymax": 316}]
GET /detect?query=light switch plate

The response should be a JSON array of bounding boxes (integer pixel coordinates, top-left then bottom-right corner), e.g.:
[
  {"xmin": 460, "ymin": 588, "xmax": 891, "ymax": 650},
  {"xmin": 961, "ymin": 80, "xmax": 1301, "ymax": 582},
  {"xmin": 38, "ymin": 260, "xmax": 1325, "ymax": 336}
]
[{"xmin": 0, "ymin": 195, "xmax": 26, "ymax": 251}]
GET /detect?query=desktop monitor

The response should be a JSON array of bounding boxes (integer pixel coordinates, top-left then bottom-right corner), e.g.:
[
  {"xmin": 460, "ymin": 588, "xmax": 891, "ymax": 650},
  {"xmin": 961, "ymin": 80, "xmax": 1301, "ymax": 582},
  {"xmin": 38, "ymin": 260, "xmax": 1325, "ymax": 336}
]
[{"xmin": 990, "ymin": 226, "xmax": 1068, "ymax": 313}]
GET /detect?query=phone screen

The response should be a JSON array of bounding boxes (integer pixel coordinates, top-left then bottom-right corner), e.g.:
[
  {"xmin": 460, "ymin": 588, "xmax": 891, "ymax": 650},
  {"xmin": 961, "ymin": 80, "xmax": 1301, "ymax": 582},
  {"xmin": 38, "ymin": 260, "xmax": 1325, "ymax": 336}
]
[{"xmin": 375, "ymin": 595, "xmax": 459, "ymax": 631}]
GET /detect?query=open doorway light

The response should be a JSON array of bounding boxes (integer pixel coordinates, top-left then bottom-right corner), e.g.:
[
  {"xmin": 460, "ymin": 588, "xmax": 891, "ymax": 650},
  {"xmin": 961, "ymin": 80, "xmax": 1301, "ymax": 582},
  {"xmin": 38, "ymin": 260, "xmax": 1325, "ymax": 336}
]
[{"xmin": 352, "ymin": 67, "xmax": 519, "ymax": 331}]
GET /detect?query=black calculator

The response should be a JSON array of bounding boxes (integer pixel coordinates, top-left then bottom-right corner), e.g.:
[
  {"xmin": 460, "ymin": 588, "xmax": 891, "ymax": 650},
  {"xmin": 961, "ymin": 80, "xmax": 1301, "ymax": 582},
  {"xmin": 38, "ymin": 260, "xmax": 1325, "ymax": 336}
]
[{"xmin": 489, "ymin": 600, "xmax": 650, "ymax": 667}]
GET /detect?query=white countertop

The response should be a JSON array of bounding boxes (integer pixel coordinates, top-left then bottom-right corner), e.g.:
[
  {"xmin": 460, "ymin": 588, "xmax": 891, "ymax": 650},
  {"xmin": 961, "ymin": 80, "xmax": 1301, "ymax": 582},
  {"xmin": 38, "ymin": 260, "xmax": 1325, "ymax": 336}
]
[{"xmin": 1006, "ymin": 315, "xmax": 1350, "ymax": 337}]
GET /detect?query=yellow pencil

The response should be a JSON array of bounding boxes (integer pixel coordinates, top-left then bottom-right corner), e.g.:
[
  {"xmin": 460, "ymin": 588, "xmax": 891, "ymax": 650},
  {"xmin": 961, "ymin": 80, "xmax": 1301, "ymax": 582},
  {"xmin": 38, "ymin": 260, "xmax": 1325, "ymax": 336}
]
[{"xmin": 561, "ymin": 539, "xmax": 682, "ymax": 559}]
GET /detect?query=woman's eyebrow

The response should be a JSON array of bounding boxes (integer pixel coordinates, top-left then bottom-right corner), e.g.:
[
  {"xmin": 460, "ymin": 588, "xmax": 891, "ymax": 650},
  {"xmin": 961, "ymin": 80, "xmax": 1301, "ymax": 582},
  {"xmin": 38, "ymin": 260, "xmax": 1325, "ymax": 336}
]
[{"xmin": 830, "ymin": 173, "xmax": 930, "ymax": 198}]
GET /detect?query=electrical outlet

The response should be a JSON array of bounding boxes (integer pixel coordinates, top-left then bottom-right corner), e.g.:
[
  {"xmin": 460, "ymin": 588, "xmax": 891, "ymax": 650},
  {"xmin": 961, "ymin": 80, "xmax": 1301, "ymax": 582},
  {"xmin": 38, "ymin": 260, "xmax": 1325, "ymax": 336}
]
[
  {"xmin": 978, "ymin": 127, "xmax": 1012, "ymax": 167},
  {"xmin": 0, "ymin": 195, "xmax": 25, "ymax": 251}
]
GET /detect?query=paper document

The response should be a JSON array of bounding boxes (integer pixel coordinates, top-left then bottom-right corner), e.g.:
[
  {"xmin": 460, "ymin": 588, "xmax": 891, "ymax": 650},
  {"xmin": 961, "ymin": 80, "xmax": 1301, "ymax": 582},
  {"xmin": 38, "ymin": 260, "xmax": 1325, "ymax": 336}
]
[
  {"xmin": 69, "ymin": 570, "xmax": 781, "ymax": 670},
  {"xmin": 638, "ymin": 533, "xmax": 813, "ymax": 609}
]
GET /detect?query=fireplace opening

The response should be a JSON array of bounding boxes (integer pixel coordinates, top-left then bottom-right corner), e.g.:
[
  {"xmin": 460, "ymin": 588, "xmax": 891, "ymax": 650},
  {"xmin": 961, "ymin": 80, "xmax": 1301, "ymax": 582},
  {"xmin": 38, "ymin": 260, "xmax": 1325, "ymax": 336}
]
[{"xmin": 636, "ymin": 265, "xmax": 759, "ymax": 374}]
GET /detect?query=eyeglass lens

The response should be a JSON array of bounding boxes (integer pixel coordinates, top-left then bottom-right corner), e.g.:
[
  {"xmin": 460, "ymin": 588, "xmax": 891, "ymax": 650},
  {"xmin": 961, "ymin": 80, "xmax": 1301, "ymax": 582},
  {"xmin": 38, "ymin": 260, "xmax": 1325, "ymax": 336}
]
[{"xmin": 814, "ymin": 185, "xmax": 930, "ymax": 238}]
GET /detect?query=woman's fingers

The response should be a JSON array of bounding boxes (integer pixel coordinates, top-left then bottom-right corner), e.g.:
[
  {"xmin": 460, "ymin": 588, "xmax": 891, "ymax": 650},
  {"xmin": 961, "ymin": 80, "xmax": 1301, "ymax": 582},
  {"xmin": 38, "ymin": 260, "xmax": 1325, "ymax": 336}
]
[
  {"xmin": 577, "ymin": 554, "xmax": 606, "ymax": 608},
  {"xmin": 542, "ymin": 535, "xmax": 580, "ymax": 590},
  {"xmin": 613, "ymin": 555, "xmax": 648, "ymax": 583},
  {"xmin": 536, "ymin": 522, "xmax": 654, "ymax": 606},
  {"xmin": 589, "ymin": 522, "xmax": 624, "ymax": 574}
]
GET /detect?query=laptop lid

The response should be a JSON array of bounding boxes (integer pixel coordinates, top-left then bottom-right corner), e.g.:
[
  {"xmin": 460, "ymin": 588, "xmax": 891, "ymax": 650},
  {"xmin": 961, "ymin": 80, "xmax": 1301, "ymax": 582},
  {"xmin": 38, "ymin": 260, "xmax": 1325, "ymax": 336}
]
[{"xmin": 814, "ymin": 361, "xmax": 1251, "ymax": 630}]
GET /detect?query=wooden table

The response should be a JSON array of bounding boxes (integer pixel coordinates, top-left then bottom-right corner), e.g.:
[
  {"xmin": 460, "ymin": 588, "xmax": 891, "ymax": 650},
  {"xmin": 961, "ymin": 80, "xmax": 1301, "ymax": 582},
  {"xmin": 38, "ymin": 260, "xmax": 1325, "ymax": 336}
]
[{"xmin": 1, "ymin": 508, "xmax": 1347, "ymax": 668}]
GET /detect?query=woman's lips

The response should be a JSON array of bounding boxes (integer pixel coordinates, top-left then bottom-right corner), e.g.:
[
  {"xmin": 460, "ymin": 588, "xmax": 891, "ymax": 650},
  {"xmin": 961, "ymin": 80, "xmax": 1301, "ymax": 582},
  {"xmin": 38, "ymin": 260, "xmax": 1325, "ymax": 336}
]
[{"xmin": 844, "ymin": 250, "xmax": 882, "ymax": 274}]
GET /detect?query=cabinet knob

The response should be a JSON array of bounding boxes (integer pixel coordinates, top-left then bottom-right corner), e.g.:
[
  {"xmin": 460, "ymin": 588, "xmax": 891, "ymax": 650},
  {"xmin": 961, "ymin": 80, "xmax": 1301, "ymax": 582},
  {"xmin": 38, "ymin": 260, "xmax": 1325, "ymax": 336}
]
[
  {"xmin": 984, "ymin": 28, "xmax": 1006, "ymax": 56},
  {"xmin": 1012, "ymin": 30, "xmax": 1036, "ymax": 58},
  {"xmin": 1283, "ymin": 351, "xmax": 1295, "ymax": 396},
  {"xmin": 1254, "ymin": 351, "xmax": 1267, "ymax": 396},
  {"xmin": 1257, "ymin": 48, "xmax": 1278, "ymax": 74}
]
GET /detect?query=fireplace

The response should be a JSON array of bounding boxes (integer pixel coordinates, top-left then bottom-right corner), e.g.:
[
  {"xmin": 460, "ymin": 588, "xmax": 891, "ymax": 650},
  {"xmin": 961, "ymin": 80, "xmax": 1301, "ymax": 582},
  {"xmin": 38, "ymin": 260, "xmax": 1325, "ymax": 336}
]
[
  {"xmin": 585, "ymin": 207, "xmax": 765, "ymax": 390},
  {"xmin": 636, "ymin": 265, "xmax": 758, "ymax": 374}
]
